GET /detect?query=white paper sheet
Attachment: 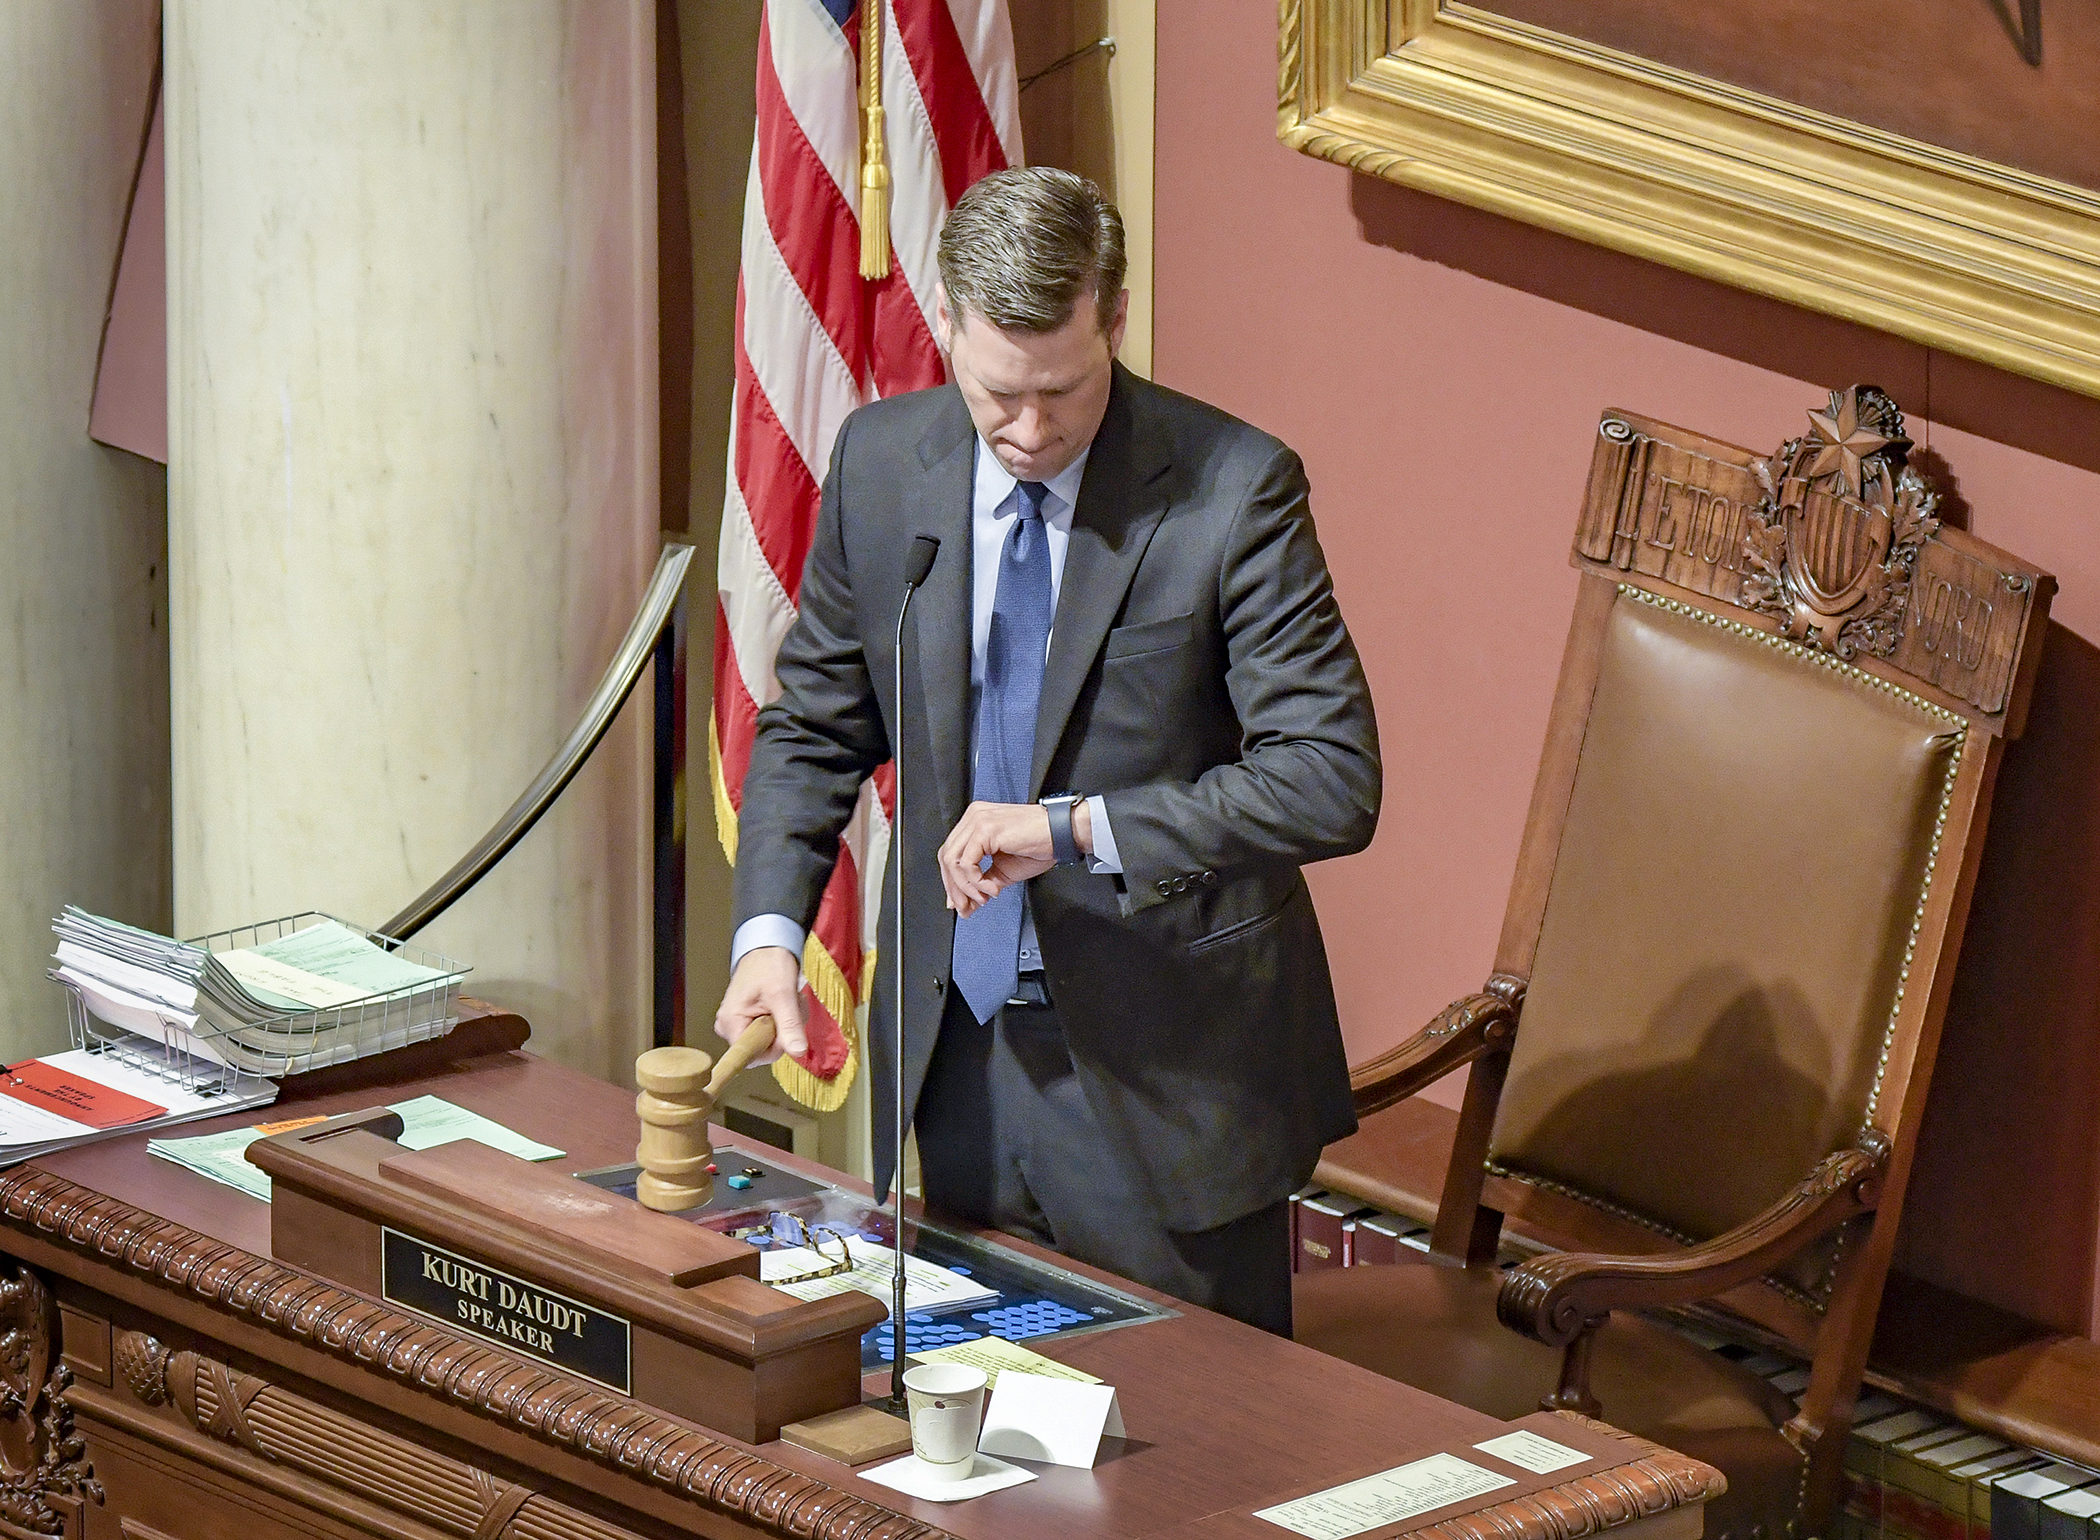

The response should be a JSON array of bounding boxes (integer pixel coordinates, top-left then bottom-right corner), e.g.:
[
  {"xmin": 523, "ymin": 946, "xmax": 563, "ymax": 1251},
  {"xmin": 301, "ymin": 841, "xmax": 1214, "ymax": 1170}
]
[
  {"xmin": 861, "ymin": 1452, "xmax": 1036, "ymax": 1502},
  {"xmin": 976, "ymin": 1371, "xmax": 1124, "ymax": 1468},
  {"xmin": 1255, "ymin": 1453, "xmax": 1516, "ymax": 1540},
  {"xmin": 760, "ymin": 1240, "xmax": 997, "ymax": 1314},
  {"xmin": 1473, "ymin": 1430, "xmax": 1590, "ymax": 1475},
  {"xmin": 912, "ymin": 1337, "xmax": 1100, "ymax": 1387}
]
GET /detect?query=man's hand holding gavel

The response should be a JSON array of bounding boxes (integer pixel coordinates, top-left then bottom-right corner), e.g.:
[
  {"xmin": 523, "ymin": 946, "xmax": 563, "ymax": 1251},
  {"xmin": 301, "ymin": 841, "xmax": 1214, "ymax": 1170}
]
[{"xmin": 715, "ymin": 946, "xmax": 806, "ymax": 1064}]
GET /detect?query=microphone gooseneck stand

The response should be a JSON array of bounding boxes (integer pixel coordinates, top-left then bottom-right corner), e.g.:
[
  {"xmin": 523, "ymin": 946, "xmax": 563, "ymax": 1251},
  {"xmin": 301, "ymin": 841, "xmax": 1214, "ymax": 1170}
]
[{"xmin": 885, "ymin": 534, "xmax": 940, "ymax": 1412}]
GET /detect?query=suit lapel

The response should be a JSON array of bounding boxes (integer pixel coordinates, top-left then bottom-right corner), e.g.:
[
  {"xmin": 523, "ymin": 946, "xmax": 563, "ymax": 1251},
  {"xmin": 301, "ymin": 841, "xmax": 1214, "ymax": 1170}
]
[
  {"xmin": 1032, "ymin": 366, "xmax": 1173, "ymax": 797},
  {"xmin": 911, "ymin": 392, "xmax": 978, "ymax": 827}
]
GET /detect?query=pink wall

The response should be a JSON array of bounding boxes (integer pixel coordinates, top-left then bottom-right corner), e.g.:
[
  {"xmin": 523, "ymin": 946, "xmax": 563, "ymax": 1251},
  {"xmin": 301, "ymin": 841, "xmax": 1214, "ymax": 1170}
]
[{"xmin": 1153, "ymin": 0, "xmax": 2100, "ymax": 1337}]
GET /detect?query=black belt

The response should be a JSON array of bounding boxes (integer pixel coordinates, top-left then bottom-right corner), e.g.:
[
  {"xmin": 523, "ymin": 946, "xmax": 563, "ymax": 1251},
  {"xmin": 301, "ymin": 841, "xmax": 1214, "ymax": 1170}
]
[{"xmin": 1004, "ymin": 972, "xmax": 1054, "ymax": 1009}]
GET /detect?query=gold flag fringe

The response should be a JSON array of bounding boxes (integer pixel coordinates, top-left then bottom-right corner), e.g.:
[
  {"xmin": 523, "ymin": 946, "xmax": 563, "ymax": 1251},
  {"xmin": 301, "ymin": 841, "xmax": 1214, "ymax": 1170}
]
[
  {"xmin": 707, "ymin": 714, "xmax": 739, "ymax": 866},
  {"xmin": 858, "ymin": 0, "xmax": 891, "ymax": 279},
  {"xmin": 773, "ymin": 933, "xmax": 860, "ymax": 1112}
]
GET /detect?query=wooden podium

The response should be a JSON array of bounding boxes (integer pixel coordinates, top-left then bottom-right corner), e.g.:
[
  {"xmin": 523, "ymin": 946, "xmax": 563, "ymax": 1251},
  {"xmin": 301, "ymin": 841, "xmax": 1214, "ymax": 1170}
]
[
  {"xmin": 0, "ymin": 1042, "xmax": 1722, "ymax": 1540},
  {"xmin": 248, "ymin": 1106, "xmax": 881, "ymax": 1442}
]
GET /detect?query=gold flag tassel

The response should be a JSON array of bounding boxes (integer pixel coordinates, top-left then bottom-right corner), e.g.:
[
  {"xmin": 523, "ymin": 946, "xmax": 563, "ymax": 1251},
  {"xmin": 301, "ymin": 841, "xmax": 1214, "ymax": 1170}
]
[{"xmin": 858, "ymin": 0, "xmax": 891, "ymax": 279}]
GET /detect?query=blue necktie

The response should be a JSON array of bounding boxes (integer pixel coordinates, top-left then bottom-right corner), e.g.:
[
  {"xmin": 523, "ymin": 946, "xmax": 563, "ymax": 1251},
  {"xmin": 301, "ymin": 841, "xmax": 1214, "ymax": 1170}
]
[{"xmin": 952, "ymin": 479, "xmax": 1053, "ymax": 1023}]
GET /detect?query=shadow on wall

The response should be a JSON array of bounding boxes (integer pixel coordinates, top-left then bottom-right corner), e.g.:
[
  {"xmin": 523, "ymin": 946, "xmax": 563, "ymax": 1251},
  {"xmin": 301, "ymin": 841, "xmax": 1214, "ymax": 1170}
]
[
  {"xmin": 1344, "ymin": 173, "xmax": 2100, "ymax": 480},
  {"xmin": 1899, "ymin": 621, "xmax": 2100, "ymax": 1335}
]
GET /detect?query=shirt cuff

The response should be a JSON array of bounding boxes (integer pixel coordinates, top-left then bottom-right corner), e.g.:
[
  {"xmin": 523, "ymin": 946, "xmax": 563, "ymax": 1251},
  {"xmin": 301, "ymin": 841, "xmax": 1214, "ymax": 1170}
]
[
  {"xmin": 731, "ymin": 914, "xmax": 806, "ymax": 973},
  {"xmin": 1083, "ymin": 794, "xmax": 1123, "ymax": 874}
]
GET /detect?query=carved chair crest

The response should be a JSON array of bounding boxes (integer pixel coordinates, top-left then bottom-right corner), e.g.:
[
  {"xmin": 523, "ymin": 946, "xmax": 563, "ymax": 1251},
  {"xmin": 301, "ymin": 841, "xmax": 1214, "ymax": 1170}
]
[
  {"xmin": 1575, "ymin": 385, "xmax": 2046, "ymax": 731},
  {"xmin": 1741, "ymin": 386, "xmax": 1940, "ymax": 658}
]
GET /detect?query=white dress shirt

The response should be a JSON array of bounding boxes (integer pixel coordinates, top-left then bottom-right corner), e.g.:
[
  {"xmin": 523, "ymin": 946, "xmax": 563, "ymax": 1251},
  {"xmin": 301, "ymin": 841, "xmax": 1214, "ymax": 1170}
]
[{"xmin": 730, "ymin": 436, "xmax": 1121, "ymax": 977}]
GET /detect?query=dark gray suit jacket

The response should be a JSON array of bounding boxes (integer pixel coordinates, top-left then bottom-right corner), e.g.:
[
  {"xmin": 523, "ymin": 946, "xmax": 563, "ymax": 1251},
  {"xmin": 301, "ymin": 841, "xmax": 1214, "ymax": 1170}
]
[{"xmin": 732, "ymin": 364, "xmax": 1380, "ymax": 1232}]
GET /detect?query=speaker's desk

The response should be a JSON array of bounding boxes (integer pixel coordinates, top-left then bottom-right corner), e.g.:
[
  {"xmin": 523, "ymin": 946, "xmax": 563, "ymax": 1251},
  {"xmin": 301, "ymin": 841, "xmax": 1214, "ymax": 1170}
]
[{"xmin": 0, "ymin": 1045, "xmax": 1721, "ymax": 1540}]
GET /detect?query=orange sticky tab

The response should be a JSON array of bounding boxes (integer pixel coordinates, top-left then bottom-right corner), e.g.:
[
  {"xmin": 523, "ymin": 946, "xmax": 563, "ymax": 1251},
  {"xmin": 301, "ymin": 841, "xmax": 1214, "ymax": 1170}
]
[
  {"xmin": 252, "ymin": 1115, "xmax": 328, "ymax": 1136},
  {"xmin": 0, "ymin": 1060, "xmax": 165, "ymax": 1128}
]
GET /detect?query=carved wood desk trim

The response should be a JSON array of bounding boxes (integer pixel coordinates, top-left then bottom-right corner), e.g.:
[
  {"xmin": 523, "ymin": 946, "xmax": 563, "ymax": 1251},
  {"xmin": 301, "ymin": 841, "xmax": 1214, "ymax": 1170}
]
[
  {"xmin": 0, "ymin": 1138, "xmax": 1721, "ymax": 1539},
  {"xmin": 0, "ymin": 1166, "xmax": 938, "ymax": 1540}
]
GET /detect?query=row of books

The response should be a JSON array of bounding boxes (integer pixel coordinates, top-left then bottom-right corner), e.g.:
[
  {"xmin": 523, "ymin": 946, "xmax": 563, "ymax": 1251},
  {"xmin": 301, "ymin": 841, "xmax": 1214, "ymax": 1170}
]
[
  {"xmin": 1287, "ymin": 1188, "xmax": 2093, "ymax": 1540},
  {"xmin": 1288, "ymin": 1189, "xmax": 1434, "ymax": 1270},
  {"xmin": 1673, "ymin": 1336, "xmax": 2055, "ymax": 1540},
  {"xmin": 1827, "ymin": 1395, "xmax": 2099, "ymax": 1540}
]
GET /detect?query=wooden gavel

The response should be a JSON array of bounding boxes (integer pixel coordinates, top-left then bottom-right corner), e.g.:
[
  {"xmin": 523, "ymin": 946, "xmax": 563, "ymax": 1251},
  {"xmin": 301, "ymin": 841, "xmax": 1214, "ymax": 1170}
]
[{"xmin": 633, "ymin": 1016, "xmax": 777, "ymax": 1213}]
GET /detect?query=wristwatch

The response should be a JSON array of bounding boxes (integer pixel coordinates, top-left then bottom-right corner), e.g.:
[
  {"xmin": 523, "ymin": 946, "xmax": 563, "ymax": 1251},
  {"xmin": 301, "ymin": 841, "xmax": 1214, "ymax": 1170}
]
[{"xmin": 1040, "ymin": 793, "xmax": 1083, "ymax": 866}]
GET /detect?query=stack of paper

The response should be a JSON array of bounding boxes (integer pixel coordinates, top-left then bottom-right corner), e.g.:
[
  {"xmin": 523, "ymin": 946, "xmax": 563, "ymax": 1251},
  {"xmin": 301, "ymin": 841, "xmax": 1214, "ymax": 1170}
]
[
  {"xmin": 150, "ymin": 1095, "xmax": 565, "ymax": 1202},
  {"xmin": 759, "ymin": 1239, "xmax": 1000, "ymax": 1315},
  {"xmin": 52, "ymin": 909, "xmax": 465, "ymax": 1076},
  {"xmin": 0, "ymin": 1047, "xmax": 276, "ymax": 1167}
]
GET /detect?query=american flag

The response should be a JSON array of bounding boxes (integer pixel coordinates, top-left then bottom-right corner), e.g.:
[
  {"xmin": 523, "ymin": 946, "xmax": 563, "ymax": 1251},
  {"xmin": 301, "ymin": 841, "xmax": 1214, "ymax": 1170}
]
[{"xmin": 712, "ymin": 0, "xmax": 1021, "ymax": 1109}]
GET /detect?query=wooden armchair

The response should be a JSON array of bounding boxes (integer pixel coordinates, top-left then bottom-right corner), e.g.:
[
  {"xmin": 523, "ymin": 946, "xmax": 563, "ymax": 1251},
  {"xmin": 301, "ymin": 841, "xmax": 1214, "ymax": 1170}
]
[{"xmin": 1296, "ymin": 389, "xmax": 2054, "ymax": 1540}]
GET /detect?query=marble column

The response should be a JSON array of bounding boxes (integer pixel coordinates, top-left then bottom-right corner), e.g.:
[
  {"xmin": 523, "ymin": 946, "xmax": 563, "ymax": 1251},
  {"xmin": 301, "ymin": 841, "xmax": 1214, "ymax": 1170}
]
[
  {"xmin": 0, "ymin": 2, "xmax": 169, "ymax": 1060},
  {"xmin": 165, "ymin": 2, "xmax": 660, "ymax": 1082}
]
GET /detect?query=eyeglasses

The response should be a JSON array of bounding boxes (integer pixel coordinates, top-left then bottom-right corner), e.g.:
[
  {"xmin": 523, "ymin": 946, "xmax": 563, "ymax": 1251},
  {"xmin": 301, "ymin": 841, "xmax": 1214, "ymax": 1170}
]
[{"xmin": 731, "ymin": 1213, "xmax": 856, "ymax": 1285}]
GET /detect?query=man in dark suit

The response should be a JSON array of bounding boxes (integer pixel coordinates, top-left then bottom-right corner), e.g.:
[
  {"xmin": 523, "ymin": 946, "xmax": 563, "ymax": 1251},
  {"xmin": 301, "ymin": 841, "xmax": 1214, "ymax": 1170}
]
[{"xmin": 716, "ymin": 168, "xmax": 1379, "ymax": 1333}]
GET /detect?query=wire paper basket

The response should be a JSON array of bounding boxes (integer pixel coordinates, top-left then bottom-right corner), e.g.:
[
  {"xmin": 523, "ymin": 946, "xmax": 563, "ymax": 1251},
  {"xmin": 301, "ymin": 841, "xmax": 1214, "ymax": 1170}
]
[{"xmin": 56, "ymin": 912, "xmax": 469, "ymax": 1092}]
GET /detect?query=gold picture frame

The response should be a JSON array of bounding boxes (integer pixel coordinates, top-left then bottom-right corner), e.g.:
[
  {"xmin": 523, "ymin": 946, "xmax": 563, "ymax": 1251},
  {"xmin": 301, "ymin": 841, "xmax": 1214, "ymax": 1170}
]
[{"xmin": 1278, "ymin": 0, "xmax": 2100, "ymax": 399}]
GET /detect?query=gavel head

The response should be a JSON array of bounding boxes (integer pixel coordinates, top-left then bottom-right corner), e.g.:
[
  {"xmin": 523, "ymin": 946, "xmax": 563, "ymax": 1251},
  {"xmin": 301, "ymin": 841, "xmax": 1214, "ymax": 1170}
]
[{"xmin": 634, "ymin": 1046, "xmax": 715, "ymax": 1213}]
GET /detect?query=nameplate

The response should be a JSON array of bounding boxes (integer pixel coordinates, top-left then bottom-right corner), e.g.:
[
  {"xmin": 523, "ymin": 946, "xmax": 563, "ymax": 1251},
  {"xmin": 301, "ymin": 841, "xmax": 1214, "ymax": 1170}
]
[{"xmin": 380, "ymin": 1227, "xmax": 631, "ymax": 1394}]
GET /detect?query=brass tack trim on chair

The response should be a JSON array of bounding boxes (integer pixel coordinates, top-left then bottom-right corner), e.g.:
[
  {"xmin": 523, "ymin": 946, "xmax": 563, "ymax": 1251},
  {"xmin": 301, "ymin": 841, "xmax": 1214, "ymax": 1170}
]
[
  {"xmin": 1614, "ymin": 587, "xmax": 1963, "ymax": 724},
  {"xmin": 1482, "ymin": 1161, "xmax": 1695, "ymax": 1248},
  {"xmin": 1478, "ymin": 1158, "xmax": 1843, "ymax": 1314},
  {"xmin": 1864, "ymin": 731, "xmax": 1965, "ymax": 1125}
]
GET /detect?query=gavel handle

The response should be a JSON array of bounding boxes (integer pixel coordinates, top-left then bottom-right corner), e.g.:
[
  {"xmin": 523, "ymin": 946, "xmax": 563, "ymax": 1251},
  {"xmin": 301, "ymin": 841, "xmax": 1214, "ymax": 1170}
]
[{"xmin": 705, "ymin": 1016, "xmax": 778, "ymax": 1100}]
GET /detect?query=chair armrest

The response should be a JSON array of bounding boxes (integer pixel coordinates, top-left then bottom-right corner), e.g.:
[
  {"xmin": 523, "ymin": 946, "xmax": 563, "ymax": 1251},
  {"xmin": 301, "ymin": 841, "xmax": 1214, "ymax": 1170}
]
[
  {"xmin": 1349, "ymin": 975, "xmax": 1524, "ymax": 1118},
  {"xmin": 1497, "ymin": 1130, "xmax": 1891, "ymax": 1347}
]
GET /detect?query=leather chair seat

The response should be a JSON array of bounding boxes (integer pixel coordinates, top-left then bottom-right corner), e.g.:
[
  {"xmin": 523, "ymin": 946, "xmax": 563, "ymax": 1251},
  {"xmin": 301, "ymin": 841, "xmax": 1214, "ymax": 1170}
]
[{"xmin": 1295, "ymin": 1265, "xmax": 1804, "ymax": 1540}]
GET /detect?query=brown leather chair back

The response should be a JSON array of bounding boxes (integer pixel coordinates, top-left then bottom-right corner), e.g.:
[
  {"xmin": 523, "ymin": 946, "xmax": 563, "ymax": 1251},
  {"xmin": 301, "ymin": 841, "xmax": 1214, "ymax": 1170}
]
[{"xmin": 1491, "ymin": 587, "xmax": 1961, "ymax": 1263}]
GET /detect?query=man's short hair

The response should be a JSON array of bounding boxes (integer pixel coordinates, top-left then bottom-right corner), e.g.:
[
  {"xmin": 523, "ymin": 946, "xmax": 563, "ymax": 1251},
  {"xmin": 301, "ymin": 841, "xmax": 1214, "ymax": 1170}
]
[{"xmin": 937, "ymin": 168, "xmax": 1126, "ymax": 337}]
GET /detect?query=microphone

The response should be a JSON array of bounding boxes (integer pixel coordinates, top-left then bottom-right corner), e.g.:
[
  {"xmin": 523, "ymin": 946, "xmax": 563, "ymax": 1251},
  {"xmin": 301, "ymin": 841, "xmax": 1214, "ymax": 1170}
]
[
  {"xmin": 904, "ymin": 533, "xmax": 940, "ymax": 590},
  {"xmin": 887, "ymin": 533, "xmax": 939, "ymax": 1409}
]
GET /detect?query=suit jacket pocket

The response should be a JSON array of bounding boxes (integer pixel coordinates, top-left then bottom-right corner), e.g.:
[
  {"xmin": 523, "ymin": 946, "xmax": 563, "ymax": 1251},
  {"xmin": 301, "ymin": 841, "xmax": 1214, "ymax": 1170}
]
[
  {"xmin": 1102, "ymin": 610, "xmax": 1195, "ymax": 662},
  {"xmin": 1187, "ymin": 889, "xmax": 1296, "ymax": 956}
]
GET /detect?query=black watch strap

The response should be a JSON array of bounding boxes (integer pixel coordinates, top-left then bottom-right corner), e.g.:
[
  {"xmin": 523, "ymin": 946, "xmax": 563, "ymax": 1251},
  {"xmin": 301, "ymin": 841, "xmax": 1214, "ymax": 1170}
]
[{"xmin": 1043, "ymin": 795, "xmax": 1081, "ymax": 866}]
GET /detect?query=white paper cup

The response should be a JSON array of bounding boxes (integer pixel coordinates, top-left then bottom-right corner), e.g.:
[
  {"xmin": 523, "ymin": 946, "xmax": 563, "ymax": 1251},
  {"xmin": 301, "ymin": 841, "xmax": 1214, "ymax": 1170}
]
[{"xmin": 902, "ymin": 1362, "xmax": 988, "ymax": 1480}]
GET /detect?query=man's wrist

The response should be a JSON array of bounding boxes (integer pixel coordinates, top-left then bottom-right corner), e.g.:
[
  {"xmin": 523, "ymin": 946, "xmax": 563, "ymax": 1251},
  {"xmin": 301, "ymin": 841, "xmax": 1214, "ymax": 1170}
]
[{"xmin": 730, "ymin": 914, "xmax": 806, "ymax": 973}]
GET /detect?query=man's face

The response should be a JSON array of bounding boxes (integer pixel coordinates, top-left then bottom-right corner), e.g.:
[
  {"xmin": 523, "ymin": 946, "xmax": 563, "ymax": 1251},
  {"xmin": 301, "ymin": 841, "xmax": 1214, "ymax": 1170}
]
[{"xmin": 936, "ymin": 283, "xmax": 1129, "ymax": 483}]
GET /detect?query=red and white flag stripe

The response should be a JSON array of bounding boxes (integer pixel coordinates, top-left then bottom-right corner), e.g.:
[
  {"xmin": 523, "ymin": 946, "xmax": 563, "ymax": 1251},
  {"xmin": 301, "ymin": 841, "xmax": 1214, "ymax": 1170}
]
[{"xmin": 714, "ymin": 0, "xmax": 1020, "ymax": 1105}]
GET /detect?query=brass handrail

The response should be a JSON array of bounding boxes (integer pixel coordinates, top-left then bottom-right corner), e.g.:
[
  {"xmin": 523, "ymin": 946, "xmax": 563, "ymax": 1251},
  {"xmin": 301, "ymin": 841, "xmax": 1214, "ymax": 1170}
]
[{"xmin": 383, "ymin": 542, "xmax": 695, "ymax": 943}]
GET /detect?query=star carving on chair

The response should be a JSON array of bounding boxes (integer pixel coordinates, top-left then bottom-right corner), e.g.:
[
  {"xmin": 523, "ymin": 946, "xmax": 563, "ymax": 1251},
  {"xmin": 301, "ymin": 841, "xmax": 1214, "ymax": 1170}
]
[
  {"xmin": 1802, "ymin": 388, "xmax": 1893, "ymax": 500},
  {"xmin": 1742, "ymin": 385, "xmax": 1939, "ymax": 660}
]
